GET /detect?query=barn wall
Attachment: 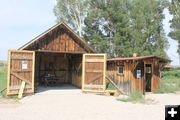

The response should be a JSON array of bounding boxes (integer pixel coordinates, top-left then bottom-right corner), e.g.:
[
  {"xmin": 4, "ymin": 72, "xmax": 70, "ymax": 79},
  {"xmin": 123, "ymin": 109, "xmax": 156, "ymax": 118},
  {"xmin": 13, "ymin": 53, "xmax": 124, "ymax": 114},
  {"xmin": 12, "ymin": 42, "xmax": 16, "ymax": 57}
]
[
  {"xmin": 106, "ymin": 61, "xmax": 134, "ymax": 94},
  {"xmin": 25, "ymin": 27, "xmax": 91, "ymax": 53},
  {"xmin": 107, "ymin": 58, "xmax": 161, "ymax": 94},
  {"xmin": 70, "ymin": 55, "xmax": 82, "ymax": 88}
]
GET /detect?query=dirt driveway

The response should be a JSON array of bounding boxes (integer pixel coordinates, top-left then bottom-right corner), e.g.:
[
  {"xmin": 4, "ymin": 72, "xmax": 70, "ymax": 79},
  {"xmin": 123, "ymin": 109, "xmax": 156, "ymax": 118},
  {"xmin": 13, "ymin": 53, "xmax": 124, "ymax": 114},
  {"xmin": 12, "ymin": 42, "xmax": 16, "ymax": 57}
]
[{"xmin": 0, "ymin": 86, "xmax": 180, "ymax": 120}]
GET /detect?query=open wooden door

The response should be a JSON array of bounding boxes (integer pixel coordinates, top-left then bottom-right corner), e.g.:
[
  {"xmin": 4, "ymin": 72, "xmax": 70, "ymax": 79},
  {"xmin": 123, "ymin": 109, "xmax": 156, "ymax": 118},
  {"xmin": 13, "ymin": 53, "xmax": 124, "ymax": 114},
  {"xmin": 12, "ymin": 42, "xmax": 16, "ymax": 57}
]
[
  {"xmin": 7, "ymin": 50, "xmax": 35, "ymax": 95},
  {"xmin": 82, "ymin": 54, "xmax": 106, "ymax": 92}
]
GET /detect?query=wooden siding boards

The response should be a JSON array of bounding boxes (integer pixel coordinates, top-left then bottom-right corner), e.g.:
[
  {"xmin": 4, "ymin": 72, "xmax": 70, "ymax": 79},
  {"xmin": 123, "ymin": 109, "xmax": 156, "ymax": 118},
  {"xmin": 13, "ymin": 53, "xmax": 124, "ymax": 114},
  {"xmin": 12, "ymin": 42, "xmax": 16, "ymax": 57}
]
[
  {"xmin": 82, "ymin": 54, "xmax": 106, "ymax": 92},
  {"xmin": 107, "ymin": 57, "xmax": 168, "ymax": 94},
  {"xmin": 7, "ymin": 50, "xmax": 35, "ymax": 95},
  {"xmin": 18, "ymin": 22, "xmax": 95, "ymax": 54}
]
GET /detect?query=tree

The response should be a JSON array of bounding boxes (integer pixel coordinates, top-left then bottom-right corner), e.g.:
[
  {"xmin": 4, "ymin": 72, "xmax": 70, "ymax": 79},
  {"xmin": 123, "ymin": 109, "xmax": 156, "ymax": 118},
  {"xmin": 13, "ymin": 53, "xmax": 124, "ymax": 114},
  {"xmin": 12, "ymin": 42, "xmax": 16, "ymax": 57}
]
[
  {"xmin": 53, "ymin": 0, "xmax": 88, "ymax": 37},
  {"xmin": 168, "ymin": 0, "xmax": 180, "ymax": 56},
  {"xmin": 84, "ymin": 0, "xmax": 168, "ymax": 58},
  {"xmin": 130, "ymin": 0, "xmax": 168, "ymax": 57}
]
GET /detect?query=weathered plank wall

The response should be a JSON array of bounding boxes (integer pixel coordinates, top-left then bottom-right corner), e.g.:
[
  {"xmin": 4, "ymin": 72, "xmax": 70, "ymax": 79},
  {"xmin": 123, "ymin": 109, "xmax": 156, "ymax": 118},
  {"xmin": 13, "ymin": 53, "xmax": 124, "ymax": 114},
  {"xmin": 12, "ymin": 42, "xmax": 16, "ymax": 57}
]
[
  {"xmin": 107, "ymin": 58, "xmax": 161, "ymax": 94},
  {"xmin": 24, "ymin": 27, "xmax": 92, "ymax": 53},
  {"xmin": 82, "ymin": 54, "xmax": 106, "ymax": 92},
  {"xmin": 7, "ymin": 50, "xmax": 35, "ymax": 95}
]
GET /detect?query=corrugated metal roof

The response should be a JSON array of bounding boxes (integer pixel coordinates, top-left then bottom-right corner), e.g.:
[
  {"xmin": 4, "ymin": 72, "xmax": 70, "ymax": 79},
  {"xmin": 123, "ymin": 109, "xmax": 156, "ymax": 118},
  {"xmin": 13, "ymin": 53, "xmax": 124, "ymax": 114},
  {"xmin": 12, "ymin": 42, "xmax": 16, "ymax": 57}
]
[{"xmin": 164, "ymin": 65, "xmax": 176, "ymax": 68}]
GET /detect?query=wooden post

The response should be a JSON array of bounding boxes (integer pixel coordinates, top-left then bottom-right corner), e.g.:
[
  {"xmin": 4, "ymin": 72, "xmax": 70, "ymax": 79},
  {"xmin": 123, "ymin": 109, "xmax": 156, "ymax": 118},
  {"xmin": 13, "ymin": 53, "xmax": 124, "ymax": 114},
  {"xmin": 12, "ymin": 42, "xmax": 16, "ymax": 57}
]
[{"xmin": 18, "ymin": 81, "xmax": 26, "ymax": 98}]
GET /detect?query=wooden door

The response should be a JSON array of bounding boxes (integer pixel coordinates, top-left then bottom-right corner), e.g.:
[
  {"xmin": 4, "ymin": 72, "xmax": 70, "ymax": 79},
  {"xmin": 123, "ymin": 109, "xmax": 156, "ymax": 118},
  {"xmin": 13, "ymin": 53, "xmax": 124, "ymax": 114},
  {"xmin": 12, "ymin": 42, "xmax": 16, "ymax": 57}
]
[
  {"xmin": 7, "ymin": 50, "xmax": 35, "ymax": 95},
  {"xmin": 82, "ymin": 54, "xmax": 106, "ymax": 92}
]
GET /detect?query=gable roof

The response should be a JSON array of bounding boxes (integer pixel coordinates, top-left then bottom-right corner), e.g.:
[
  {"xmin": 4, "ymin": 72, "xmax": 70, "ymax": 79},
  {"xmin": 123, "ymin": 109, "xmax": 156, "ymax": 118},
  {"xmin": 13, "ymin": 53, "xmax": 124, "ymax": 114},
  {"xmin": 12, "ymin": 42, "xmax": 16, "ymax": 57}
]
[
  {"xmin": 18, "ymin": 22, "xmax": 96, "ymax": 53},
  {"xmin": 108, "ymin": 56, "xmax": 170, "ymax": 62}
]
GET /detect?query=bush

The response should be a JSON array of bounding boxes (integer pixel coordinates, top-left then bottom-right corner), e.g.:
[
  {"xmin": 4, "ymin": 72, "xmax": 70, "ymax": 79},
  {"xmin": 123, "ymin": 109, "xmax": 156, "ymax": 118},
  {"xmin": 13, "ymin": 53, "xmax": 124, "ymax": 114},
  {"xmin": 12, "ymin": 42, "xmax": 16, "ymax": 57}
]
[
  {"xmin": 106, "ymin": 82, "xmax": 116, "ymax": 90},
  {"xmin": 161, "ymin": 71, "xmax": 180, "ymax": 78},
  {"xmin": 117, "ymin": 91, "xmax": 146, "ymax": 103}
]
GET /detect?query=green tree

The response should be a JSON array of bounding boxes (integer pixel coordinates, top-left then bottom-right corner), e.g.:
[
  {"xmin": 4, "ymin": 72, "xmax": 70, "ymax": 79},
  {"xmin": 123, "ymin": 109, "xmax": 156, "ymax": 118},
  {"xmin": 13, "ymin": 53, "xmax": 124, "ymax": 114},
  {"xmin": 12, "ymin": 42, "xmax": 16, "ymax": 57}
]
[
  {"xmin": 84, "ymin": 0, "xmax": 168, "ymax": 58},
  {"xmin": 84, "ymin": 0, "xmax": 132, "ymax": 57},
  {"xmin": 54, "ymin": 0, "xmax": 89, "ymax": 37},
  {"xmin": 130, "ymin": 0, "xmax": 168, "ymax": 57},
  {"xmin": 168, "ymin": 0, "xmax": 180, "ymax": 56}
]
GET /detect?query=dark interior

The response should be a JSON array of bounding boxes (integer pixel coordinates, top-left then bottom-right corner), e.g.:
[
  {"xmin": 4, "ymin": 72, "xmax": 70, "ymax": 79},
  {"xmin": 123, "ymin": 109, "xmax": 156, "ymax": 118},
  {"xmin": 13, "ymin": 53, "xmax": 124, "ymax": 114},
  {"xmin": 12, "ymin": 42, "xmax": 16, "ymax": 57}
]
[
  {"xmin": 34, "ymin": 52, "xmax": 82, "ymax": 89},
  {"xmin": 145, "ymin": 64, "xmax": 152, "ymax": 92}
]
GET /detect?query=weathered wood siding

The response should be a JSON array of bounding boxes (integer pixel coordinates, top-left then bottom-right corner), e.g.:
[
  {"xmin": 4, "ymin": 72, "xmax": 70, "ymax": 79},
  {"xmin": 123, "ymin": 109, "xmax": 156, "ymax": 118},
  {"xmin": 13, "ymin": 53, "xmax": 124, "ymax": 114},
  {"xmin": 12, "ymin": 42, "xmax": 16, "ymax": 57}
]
[
  {"xmin": 144, "ymin": 58, "xmax": 161, "ymax": 92},
  {"xmin": 24, "ymin": 27, "xmax": 92, "ymax": 53},
  {"xmin": 82, "ymin": 54, "xmax": 106, "ymax": 92},
  {"xmin": 7, "ymin": 50, "xmax": 35, "ymax": 95},
  {"xmin": 107, "ymin": 58, "xmax": 161, "ymax": 94}
]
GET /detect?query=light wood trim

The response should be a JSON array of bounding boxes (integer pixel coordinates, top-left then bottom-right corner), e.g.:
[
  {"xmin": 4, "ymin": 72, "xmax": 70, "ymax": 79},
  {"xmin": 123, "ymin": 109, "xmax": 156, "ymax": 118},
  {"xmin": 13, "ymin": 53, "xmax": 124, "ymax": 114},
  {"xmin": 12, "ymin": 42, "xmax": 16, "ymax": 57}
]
[
  {"xmin": 7, "ymin": 91, "xmax": 34, "ymax": 95},
  {"xmin": 83, "ymin": 53, "xmax": 106, "ymax": 56},
  {"xmin": 81, "ymin": 54, "xmax": 85, "ymax": 91},
  {"xmin": 7, "ymin": 50, "xmax": 11, "ymax": 95},
  {"xmin": 8, "ymin": 49, "xmax": 34, "ymax": 53},
  {"xmin": 84, "ymin": 85, "xmax": 104, "ymax": 88},
  {"xmin": 36, "ymin": 50, "xmax": 85, "ymax": 54},
  {"xmin": 103, "ymin": 54, "xmax": 107, "ymax": 91},
  {"xmin": 85, "ymin": 59, "xmax": 105, "ymax": 62},
  {"xmin": 32, "ymin": 51, "xmax": 35, "ymax": 93},
  {"xmin": 82, "ymin": 90, "xmax": 105, "ymax": 93},
  {"xmin": 18, "ymin": 81, "xmax": 26, "ymax": 98},
  {"xmin": 85, "ymin": 70, "xmax": 103, "ymax": 73}
]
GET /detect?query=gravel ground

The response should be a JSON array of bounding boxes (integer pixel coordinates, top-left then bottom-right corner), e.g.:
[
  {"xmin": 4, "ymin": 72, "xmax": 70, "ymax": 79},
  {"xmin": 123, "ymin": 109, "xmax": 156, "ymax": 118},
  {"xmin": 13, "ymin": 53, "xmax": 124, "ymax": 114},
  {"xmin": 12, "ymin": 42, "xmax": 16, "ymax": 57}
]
[{"xmin": 0, "ymin": 86, "xmax": 180, "ymax": 120}]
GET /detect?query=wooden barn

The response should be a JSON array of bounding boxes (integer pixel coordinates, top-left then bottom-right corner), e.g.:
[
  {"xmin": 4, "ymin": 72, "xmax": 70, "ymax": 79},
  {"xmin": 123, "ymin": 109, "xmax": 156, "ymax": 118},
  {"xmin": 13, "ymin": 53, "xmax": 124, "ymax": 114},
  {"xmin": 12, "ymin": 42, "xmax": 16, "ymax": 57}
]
[
  {"xmin": 7, "ymin": 22, "xmax": 106, "ymax": 96},
  {"xmin": 107, "ymin": 56, "xmax": 170, "ymax": 94}
]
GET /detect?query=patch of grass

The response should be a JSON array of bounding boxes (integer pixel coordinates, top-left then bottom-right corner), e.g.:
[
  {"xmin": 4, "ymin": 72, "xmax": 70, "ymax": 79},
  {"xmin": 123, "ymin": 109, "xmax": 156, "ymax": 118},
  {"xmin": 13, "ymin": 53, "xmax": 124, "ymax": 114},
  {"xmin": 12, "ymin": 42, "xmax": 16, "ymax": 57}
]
[
  {"xmin": 117, "ymin": 91, "xmax": 153, "ymax": 104},
  {"xmin": 154, "ymin": 77, "xmax": 180, "ymax": 94},
  {"xmin": 106, "ymin": 82, "xmax": 116, "ymax": 90},
  {"xmin": 0, "ymin": 66, "xmax": 7, "ymax": 96},
  {"xmin": 154, "ymin": 70, "xmax": 180, "ymax": 94}
]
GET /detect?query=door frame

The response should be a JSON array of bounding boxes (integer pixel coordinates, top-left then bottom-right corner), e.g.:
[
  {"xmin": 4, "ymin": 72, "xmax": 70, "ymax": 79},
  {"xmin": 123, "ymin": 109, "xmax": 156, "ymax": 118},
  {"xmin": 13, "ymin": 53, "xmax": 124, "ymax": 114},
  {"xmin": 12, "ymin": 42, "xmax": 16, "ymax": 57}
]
[
  {"xmin": 7, "ymin": 50, "xmax": 35, "ymax": 95},
  {"xmin": 144, "ymin": 64, "xmax": 152, "ymax": 92},
  {"xmin": 82, "ymin": 53, "xmax": 107, "ymax": 92}
]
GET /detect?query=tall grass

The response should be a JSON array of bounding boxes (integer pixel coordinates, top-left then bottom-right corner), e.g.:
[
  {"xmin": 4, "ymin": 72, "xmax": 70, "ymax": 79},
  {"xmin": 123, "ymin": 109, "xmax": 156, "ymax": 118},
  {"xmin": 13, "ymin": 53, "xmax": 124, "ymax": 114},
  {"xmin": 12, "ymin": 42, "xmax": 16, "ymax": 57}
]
[
  {"xmin": 154, "ymin": 71, "xmax": 180, "ymax": 93},
  {"xmin": 117, "ymin": 91, "xmax": 153, "ymax": 104},
  {"xmin": 0, "ymin": 66, "xmax": 7, "ymax": 96}
]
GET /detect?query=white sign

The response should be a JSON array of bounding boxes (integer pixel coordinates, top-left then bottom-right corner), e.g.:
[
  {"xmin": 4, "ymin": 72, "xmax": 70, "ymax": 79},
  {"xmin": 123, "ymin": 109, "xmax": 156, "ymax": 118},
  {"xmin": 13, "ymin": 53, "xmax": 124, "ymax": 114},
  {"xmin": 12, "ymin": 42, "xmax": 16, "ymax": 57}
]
[
  {"xmin": 22, "ymin": 61, "xmax": 28, "ymax": 69},
  {"xmin": 137, "ymin": 70, "xmax": 141, "ymax": 78}
]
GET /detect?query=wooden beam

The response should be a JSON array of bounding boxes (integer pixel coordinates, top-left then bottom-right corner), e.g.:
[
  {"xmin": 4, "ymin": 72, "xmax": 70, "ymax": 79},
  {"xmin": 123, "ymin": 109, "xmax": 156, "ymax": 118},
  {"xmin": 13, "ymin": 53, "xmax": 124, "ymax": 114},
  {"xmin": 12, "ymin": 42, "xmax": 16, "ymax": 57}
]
[
  {"xmin": 106, "ymin": 76, "xmax": 125, "ymax": 94},
  {"xmin": 11, "ymin": 72, "xmax": 32, "ymax": 85},
  {"xmin": 18, "ymin": 81, "xmax": 26, "ymax": 98},
  {"xmin": 86, "ymin": 74, "xmax": 103, "ymax": 84}
]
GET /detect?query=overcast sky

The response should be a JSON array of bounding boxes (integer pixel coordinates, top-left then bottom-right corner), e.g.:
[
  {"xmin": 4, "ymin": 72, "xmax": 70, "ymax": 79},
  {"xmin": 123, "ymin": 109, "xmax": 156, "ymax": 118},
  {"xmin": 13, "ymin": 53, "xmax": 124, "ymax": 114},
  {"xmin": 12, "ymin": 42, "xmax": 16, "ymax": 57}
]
[{"xmin": 0, "ymin": 0, "xmax": 179, "ymax": 66}]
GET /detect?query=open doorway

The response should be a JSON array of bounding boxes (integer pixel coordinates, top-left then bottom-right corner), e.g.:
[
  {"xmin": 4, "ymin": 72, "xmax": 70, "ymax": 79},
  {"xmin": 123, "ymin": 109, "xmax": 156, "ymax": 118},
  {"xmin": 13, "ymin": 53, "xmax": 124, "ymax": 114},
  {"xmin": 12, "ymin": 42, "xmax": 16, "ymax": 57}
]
[
  {"xmin": 34, "ymin": 52, "xmax": 83, "ymax": 92},
  {"xmin": 145, "ymin": 64, "xmax": 152, "ymax": 92}
]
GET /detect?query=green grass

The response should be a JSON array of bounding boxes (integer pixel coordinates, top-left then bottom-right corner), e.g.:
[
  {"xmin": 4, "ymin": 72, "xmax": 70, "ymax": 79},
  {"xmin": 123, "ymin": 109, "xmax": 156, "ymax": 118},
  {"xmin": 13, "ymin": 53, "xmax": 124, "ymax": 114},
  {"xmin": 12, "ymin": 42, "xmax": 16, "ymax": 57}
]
[
  {"xmin": 154, "ymin": 77, "xmax": 180, "ymax": 93},
  {"xmin": 0, "ymin": 66, "xmax": 7, "ymax": 96},
  {"xmin": 154, "ymin": 71, "xmax": 180, "ymax": 94},
  {"xmin": 117, "ymin": 91, "xmax": 154, "ymax": 104},
  {"xmin": 106, "ymin": 82, "xmax": 116, "ymax": 90}
]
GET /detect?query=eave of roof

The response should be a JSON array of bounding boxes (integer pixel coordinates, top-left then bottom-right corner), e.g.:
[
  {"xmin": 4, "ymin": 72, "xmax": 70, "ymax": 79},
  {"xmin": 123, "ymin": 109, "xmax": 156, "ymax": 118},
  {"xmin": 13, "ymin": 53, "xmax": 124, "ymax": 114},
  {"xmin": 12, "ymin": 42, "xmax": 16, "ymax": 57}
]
[
  {"xmin": 18, "ymin": 22, "xmax": 96, "ymax": 53},
  {"xmin": 108, "ymin": 56, "xmax": 170, "ymax": 62}
]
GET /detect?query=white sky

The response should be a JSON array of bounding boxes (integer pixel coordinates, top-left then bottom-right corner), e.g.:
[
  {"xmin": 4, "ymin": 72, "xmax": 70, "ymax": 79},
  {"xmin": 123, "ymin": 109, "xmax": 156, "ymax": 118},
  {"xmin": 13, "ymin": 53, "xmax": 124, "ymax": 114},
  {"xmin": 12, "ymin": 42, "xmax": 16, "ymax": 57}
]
[{"xmin": 0, "ymin": 0, "xmax": 179, "ymax": 66}]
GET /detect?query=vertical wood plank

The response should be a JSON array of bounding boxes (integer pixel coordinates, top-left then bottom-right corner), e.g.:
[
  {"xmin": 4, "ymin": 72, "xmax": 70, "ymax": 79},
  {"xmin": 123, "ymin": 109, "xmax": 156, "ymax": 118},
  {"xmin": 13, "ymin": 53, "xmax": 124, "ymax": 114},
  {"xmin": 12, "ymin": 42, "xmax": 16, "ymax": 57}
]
[{"xmin": 18, "ymin": 81, "xmax": 26, "ymax": 98}]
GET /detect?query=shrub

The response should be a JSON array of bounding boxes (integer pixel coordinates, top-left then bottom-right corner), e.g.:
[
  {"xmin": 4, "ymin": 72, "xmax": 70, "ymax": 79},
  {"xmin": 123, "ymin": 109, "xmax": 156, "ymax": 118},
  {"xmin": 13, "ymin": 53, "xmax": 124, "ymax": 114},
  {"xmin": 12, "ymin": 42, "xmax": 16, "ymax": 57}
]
[{"xmin": 117, "ymin": 91, "xmax": 146, "ymax": 103}]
